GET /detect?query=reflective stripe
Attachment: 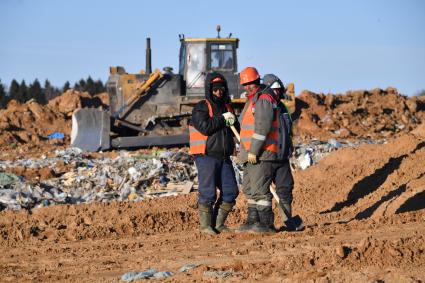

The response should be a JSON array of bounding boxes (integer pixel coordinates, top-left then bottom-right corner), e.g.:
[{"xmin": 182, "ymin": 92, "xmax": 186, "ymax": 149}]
[
  {"xmin": 241, "ymin": 125, "xmax": 278, "ymax": 132},
  {"xmin": 252, "ymin": 133, "xmax": 266, "ymax": 141},
  {"xmin": 190, "ymin": 140, "xmax": 206, "ymax": 146},
  {"xmin": 241, "ymin": 125, "xmax": 255, "ymax": 130},
  {"xmin": 247, "ymin": 199, "xmax": 256, "ymax": 205},
  {"xmin": 240, "ymin": 99, "xmax": 280, "ymax": 153},
  {"xmin": 256, "ymin": 200, "xmax": 272, "ymax": 207}
]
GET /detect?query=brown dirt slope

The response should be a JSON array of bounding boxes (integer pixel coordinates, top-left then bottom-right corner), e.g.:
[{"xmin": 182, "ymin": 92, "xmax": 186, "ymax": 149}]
[
  {"xmin": 0, "ymin": 91, "xmax": 106, "ymax": 148},
  {"xmin": 0, "ymin": 127, "xmax": 424, "ymax": 282},
  {"xmin": 294, "ymin": 87, "xmax": 425, "ymax": 141}
]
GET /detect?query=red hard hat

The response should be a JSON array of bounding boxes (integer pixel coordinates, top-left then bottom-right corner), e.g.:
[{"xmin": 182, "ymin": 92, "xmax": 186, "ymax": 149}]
[
  {"xmin": 211, "ymin": 76, "xmax": 225, "ymax": 84},
  {"xmin": 240, "ymin": 67, "xmax": 260, "ymax": 85}
]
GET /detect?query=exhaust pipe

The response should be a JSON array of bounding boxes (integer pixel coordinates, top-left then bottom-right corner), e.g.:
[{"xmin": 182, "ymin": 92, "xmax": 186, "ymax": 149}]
[{"xmin": 146, "ymin": 37, "xmax": 152, "ymax": 74}]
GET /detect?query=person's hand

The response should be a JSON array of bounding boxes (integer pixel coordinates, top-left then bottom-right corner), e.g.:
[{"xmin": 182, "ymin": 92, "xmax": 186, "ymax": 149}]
[
  {"xmin": 247, "ymin": 153, "xmax": 257, "ymax": 164},
  {"xmin": 222, "ymin": 112, "xmax": 235, "ymax": 126}
]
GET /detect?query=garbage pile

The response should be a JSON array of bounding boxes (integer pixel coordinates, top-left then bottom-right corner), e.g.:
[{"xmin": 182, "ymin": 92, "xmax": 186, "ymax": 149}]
[
  {"xmin": 0, "ymin": 138, "xmax": 388, "ymax": 211},
  {"xmin": 290, "ymin": 138, "xmax": 387, "ymax": 170},
  {"xmin": 0, "ymin": 148, "xmax": 196, "ymax": 211}
]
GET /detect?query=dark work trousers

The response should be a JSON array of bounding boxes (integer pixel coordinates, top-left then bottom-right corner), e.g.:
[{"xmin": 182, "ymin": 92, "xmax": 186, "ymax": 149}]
[
  {"xmin": 242, "ymin": 161, "xmax": 274, "ymax": 210},
  {"xmin": 195, "ymin": 155, "xmax": 239, "ymax": 207},
  {"xmin": 272, "ymin": 160, "xmax": 294, "ymax": 205},
  {"xmin": 242, "ymin": 160, "xmax": 294, "ymax": 210}
]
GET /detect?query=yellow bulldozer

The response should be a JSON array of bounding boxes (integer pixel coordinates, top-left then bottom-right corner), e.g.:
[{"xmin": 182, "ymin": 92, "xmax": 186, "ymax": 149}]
[{"xmin": 71, "ymin": 27, "xmax": 295, "ymax": 151}]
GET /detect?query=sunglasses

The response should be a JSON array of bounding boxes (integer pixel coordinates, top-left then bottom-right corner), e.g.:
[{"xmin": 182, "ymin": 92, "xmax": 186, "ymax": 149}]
[{"xmin": 212, "ymin": 86, "xmax": 225, "ymax": 92}]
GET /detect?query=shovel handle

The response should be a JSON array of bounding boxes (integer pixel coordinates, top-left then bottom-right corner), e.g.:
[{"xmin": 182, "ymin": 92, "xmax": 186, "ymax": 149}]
[
  {"xmin": 270, "ymin": 183, "xmax": 280, "ymax": 204},
  {"xmin": 230, "ymin": 125, "xmax": 240, "ymax": 142}
]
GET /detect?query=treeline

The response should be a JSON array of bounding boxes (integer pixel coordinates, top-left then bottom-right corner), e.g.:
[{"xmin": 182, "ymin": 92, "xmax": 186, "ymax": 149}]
[{"xmin": 0, "ymin": 77, "xmax": 106, "ymax": 108}]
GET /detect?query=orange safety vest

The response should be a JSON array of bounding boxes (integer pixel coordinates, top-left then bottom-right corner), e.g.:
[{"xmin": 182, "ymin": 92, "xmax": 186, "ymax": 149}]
[
  {"xmin": 189, "ymin": 100, "xmax": 234, "ymax": 155},
  {"xmin": 240, "ymin": 97, "xmax": 279, "ymax": 153}
]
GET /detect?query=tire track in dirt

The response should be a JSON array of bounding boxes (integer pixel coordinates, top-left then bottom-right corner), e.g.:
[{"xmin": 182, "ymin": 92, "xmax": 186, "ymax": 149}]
[{"xmin": 295, "ymin": 129, "xmax": 425, "ymax": 225}]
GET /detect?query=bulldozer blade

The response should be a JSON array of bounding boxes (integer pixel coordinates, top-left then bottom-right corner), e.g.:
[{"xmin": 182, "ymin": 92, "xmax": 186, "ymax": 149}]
[
  {"xmin": 111, "ymin": 134, "xmax": 189, "ymax": 148},
  {"xmin": 71, "ymin": 108, "xmax": 111, "ymax": 151}
]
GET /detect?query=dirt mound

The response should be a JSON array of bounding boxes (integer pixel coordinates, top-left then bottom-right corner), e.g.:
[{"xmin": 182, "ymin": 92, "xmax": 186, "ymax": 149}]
[
  {"xmin": 47, "ymin": 90, "xmax": 107, "ymax": 118},
  {"xmin": 0, "ymin": 90, "xmax": 108, "ymax": 149},
  {"xmin": 294, "ymin": 87, "xmax": 425, "ymax": 141},
  {"xmin": 0, "ymin": 99, "xmax": 69, "ymax": 147}
]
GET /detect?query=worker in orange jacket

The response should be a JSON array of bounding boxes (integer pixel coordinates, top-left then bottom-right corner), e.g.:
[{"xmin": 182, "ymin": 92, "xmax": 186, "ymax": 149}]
[
  {"xmin": 189, "ymin": 72, "xmax": 240, "ymax": 235},
  {"xmin": 237, "ymin": 67, "xmax": 293, "ymax": 233}
]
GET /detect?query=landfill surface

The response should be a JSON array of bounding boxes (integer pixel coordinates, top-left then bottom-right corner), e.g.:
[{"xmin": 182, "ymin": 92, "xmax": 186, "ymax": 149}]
[{"xmin": 0, "ymin": 88, "xmax": 424, "ymax": 282}]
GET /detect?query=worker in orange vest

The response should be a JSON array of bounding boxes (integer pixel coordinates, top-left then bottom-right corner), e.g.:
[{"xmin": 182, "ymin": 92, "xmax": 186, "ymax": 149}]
[
  {"xmin": 236, "ymin": 67, "xmax": 293, "ymax": 233},
  {"xmin": 189, "ymin": 72, "xmax": 240, "ymax": 235}
]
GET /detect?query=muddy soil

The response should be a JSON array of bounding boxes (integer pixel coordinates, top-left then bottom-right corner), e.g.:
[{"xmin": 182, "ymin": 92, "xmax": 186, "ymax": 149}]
[{"xmin": 1, "ymin": 124, "xmax": 424, "ymax": 282}]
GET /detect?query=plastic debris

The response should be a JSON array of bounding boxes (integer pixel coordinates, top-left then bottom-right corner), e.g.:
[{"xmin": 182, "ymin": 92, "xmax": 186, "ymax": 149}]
[
  {"xmin": 178, "ymin": 263, "xmax": 200, "ymax": 273},
  {"xmin": 47, "ymin": 132, "xmax": 65, "ymax": 139},
  {"xmin": 298, "ymin": 152, "xmax": 312, "ymax": 170},
  {"xmin": 0, "ymin": 172, "xmax": 20, "ymax": 186},
  {"xmin": 120, "ymin": 269, "xmax": 173, "ymax": 281},
  {"xmin": 0, "ymin": 140, "xmax": 386, "ymax": 211},
  {"xmin": 121, "ymin": 269, "xmax": 157, "ymax": 282},
  {"xmin": 153, "ymin": 271, "xmax": 173, "ymax": 278},
  {"xmin": 0, "ymin": 149, "xmax": 197, "ymax": 211},
  {"xmin": 328, "ymin": 138, "xmax": 342, "ymax": 149},
  {"xmin": 291, "ymin": 138, "xmax": 386, "ymax": 170}
]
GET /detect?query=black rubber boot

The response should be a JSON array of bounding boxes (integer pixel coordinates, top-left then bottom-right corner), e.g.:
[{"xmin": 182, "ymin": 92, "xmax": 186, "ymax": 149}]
[
  {"xmin": 198, "ymin": 204, "xmax": 218, "ymax": 235},
  {"xmin": 251, "ymin": 207, "xmax": 276, "ymax": 233},
  {"xmin": 236, "ymin": 206, "xmax": 259, "ymax": 232},
  {"xmin": 215, "ymin": 202, "xmax": 234, "ymax": 233}
]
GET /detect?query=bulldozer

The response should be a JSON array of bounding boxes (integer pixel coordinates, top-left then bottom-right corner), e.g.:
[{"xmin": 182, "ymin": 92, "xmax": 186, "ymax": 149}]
[{"xmin": 71, "ymin": 27, "xmax": 295, "ymax": 151}]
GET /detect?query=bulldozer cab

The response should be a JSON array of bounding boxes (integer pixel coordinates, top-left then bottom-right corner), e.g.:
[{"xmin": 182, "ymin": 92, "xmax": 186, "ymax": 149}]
[{"xmin": 179, "ymin": 37, "xmax": 242, "ymax": 99}]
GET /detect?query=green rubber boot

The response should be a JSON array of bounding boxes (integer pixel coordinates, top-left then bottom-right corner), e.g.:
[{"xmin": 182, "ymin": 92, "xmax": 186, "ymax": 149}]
[
  {"xmin": 215, "ymin": 202, "xmax": 234, "ymax": 233},
  {"xmin": 198, "ymin": 204, "xmax": 218, "ymax": 235}
]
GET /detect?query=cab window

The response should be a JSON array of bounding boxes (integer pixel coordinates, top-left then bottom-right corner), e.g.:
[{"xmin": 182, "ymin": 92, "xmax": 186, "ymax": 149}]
[{"xmin": 210, "ymin": 43, "xmax": 234, "ymax": 70}]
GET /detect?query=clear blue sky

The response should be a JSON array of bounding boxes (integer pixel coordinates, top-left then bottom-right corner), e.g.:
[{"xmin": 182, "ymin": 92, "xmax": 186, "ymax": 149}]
[{"xmin": 1, "ymin": 0, "xmax": 424, "ymax": 96}]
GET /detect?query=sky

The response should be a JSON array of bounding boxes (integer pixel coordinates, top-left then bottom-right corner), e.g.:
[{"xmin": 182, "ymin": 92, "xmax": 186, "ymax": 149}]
[{"xmin": 0, "ymin": 0, "xmax": 424, "ymax": 96}]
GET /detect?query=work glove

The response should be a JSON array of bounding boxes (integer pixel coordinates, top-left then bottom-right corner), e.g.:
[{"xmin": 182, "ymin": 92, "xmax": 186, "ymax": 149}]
[
  {"xmin": 222, "ymin": 112, "xmax": 235, "ymax": 126},
  {"xmin": 247, "ymin": 153, "xmax": 257, "ymax": 164}
]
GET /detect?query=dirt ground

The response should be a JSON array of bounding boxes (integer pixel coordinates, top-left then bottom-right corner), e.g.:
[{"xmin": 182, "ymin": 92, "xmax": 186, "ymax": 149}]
[{"xmin": 0, "ymin": 89, "xmax": 424, "ymax": 282}]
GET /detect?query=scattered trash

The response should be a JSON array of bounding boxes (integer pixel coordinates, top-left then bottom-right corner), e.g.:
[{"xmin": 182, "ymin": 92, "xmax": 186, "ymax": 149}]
[
  {"xmin": 327, "ymin": 138, "xmax": 342, "ymax": 149},
  {"xmin": 121, "ymin": 269, "xmax": 173, "ymax": 281},
  {"xmin": 0, "ymin": 150, "xmax": 196, "ymax": 211},
  {"xmin": 153, "ymin": 271, "xmax": 173, "ymax": 278},
  {"xmin": 178, "ymin": 263, "xmax": 200, "ymax": 273},
  {"xmin": 121, "ymin": 269, "xmax": 157, "ymax": 282},
  {"xmin": 0, "ymin": 172, "xmax": 20, "ymax": 186},
  {"xmin": 0, "ymin": 139, "xmax": 386, "ymax": 211},
  {"xmin": 47, "ymin": 132, "xmax": 65, "ymax": 139},
  {"xmin": 298, "ymin": 152, "xmax": 312, "ymax": 170},
  {"xmin": 291, "ymin": 139, "xmax": 386, "ymax": 170}
]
